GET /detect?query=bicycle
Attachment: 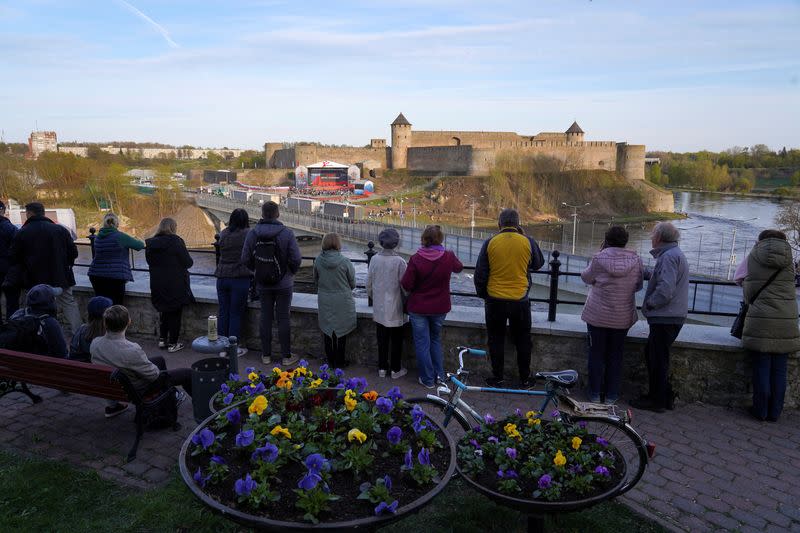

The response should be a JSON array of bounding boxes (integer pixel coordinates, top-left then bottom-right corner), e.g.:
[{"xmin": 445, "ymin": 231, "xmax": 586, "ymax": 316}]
[{"xmin": 407, "ymin": 346, "xmax": 655, "ymax": 495}]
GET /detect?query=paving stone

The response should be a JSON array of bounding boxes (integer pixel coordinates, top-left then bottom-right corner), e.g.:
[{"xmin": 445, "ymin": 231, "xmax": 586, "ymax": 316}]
[
  {"xmin": 704, "ymin": 511, "xmax": 741, "ymax": 531},
  {"xmin": 778, "ymin": 503, "xmax": 800, "ymax": 524},
  {"xmin": 757, "ymin": 508, "xmax": 793, "ymax": 528},
  {"xmin": 677, "ymin": 514, "xmax": 711, "ymax": 532},
  {"xmin": 695, "ymin": 494, "xmax": 731, "ymax": 515},
  {"xmin": 671, "ymin": 496, "xmax": 705, "ymax": 516},
  {"xmin": 730, "ymin": 508, "xmax": 768, "ymax": 530}
]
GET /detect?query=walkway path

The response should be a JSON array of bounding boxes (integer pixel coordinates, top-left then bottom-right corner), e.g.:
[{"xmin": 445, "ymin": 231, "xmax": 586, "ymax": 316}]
[{"xmin": 1, "ymin": 337, "xmax": 798, "ymax": 531}]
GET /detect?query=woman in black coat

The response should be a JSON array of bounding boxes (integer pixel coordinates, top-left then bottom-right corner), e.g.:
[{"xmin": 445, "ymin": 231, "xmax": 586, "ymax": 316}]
[{"xmin": 145, "ymin": 218, "xmax": 194, "ymax": 352}]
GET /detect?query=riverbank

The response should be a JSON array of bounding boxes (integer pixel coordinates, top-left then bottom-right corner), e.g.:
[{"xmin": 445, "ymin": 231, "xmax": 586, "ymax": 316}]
[{"xmin": 666, "ymin": 185, "xmax": 799, "ymax": 200}]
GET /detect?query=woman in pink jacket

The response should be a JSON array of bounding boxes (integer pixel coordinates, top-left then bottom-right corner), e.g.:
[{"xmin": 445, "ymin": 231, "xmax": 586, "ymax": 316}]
[{"xmin": 581, "ymin": 226, "xmax": 643, "ymax": 404}]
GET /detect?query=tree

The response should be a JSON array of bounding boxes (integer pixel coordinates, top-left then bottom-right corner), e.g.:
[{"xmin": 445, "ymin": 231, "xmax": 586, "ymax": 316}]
[
  {"xmin": 776, "ymin": 203, "xmax": 800, "ymax": 252},
  {"xmin": 790, "ymin": 170, "xmax": 800, "ymax": 187}
]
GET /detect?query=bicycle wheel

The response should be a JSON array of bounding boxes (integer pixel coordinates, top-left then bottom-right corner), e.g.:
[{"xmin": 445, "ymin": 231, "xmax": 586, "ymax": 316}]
[
  {"xmin": 569, "ymin": 416, "xmax": 649, "ymax": 496},
  {"xmin": 406, "ymin": 396, "xmax": 472, "ymax": 441}
]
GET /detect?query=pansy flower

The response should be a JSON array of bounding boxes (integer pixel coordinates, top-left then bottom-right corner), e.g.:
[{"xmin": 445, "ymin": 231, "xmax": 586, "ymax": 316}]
[
  {"xmin": 251, "ymin": 443, "xmax": 279, "ymax": 463},
  {"xmin": 348, "ymin": 428, "xmax": 367, "ymax": 444},
  {"xmin": 538, "ymin": 474, "xmax": 552, "ymax": 489},
  {"xmin": 248, "ymin": 395, "xmax": 268, "ymax": 416},
  {"xmin": 553, "ymin": 450, "xmax": 566, "ymax": 467},
  {"xmin": 270, "ymin": 425, "xmax": 292, "ymax": 439},
  {"xmin": 505, "ymin": 447, "xmax": 517, "ymax": 460},
  {"xmin": 595, "ymin": 465, "xmax": 610, "ymax": 477},
  {"xmin": 403, "ymin": 448, "xmax": 413, "ymax": 469},
  {"xmin": 226, "ymin": 409, "xmax": 241, "ymax": 426},
  {"xmin": 417, "ymin": 448, "xmax": 431, "ymax": 466},
  {"xmin": 571, "ymin": 436, "xmax": 582, "ymax": 450},
  {"xmin": 234, "ymin": 473, "xmax": 257, "ymax": 497},
  {"xmin": 191, "ymin": 428, "xmax": 215, "ymax": 449},
  {"xmin": 193, "ymin": 467, "xmax": 210, "ymax": 487},
  {"xmin": 235, "ymin": 429, "xmax": 255, "ymax": 447},
  {"xmin": 362, "ymin": 390, "xmax": 379, "ymax": 402},
  {"xmin": 374, "ymin": 500, "xmax": 398, "ymax": 515},
  {"xmin": 386, "ymin": 386, "xmax": 403, "ymax": 402},
  {"xmin": 386, "ymin": 426, "xmax": 403, "ymax": 445},
  {"xmin": 222, "ymin": 393, "xmax": 234, "ymax": 405}
]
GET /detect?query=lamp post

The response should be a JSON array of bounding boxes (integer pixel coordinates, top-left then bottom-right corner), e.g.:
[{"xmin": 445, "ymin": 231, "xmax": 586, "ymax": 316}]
[
  {"xmin": 464, "ymin": 194, "xmax": 484, "ymax": 239},
  {"xmin": 726, "ymin": 217, "xmax": 758, "ymax": 280},
  {"xmin": 562, "ymin": 202, "xmax": 590, "ymax": 255}
]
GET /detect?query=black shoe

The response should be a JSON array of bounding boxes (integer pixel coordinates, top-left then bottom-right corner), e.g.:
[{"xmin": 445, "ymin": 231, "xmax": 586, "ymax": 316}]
[
  {"xmin": 630, "ymin": 397, "xmax": 666, "ymax": 414},
  {"xmin": 517, "ymin": 377, "xmax": 535, "ymax": 389},
  {"xmin": 485, "ymin": 377, "xmax": 505, "ymax": 387},
  {"xmin": 748, "ymin": 407, "xmax": 766, "ymax": 422},
  {"xmin": 105, "ymin": 403, "xmax": 129, "ymax": 418}
]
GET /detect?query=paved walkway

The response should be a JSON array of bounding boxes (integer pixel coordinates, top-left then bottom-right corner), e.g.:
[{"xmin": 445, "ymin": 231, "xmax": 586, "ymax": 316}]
[{"xmin": 1, "ymin": 336, "xmax": 798, "ymax": 531}]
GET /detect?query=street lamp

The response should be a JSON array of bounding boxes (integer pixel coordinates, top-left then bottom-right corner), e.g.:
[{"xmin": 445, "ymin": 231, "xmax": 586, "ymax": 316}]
[
  {"xmin": 562, "ymin": 202, "xmax": 590, "ymax": 255},
  {"xmin": 726, "ymin": 217, "xmax": 758, "ymax": 280},
  {"xmin": 464, "ymin": 194, "xmax": 484, "ymax": 239}
]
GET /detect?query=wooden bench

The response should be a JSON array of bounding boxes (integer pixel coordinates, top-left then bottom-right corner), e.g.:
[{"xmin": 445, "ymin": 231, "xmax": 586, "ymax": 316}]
[{"xmin": 0, "ymin": 348, "xmax": 180, "ymax": 462}]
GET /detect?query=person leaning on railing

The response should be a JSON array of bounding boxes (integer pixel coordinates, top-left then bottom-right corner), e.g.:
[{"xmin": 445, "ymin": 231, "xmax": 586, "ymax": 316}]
[
  {"xmin": 733, "ymin": 229, "xmax": 800, "ymax": 423},
  {"xmin": 87, "ymin": 212, "xmax": 145, "ymax": 306},
  {"xmin": 214, "ymin": 208, "xmax": 252, "ymax": 357},
  {"xmin": 313, "ymin": 233, "xmax": 356, "ymax": 369},
  {"xmin": 0, "ymin": 200, "xmax": 19, "ymax": 322}
]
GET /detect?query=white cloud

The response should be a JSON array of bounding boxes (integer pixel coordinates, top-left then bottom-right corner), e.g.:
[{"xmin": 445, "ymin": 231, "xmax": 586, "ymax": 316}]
[{"xmin": 114, "ymin": 0, "xmax": 179, "ymax": 49}]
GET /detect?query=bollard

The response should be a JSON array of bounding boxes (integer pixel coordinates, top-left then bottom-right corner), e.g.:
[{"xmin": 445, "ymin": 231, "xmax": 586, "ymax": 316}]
[
  {"xmin": 548, "ymin": 250, "xmax": 561, "ymax": 322},
  {"xmin": 226, "ymin": 336, "xmax": 239, "ymax": 376},
  {"xmin": 214, "ymin": 233, "xmax": 221, "ymax": 266},
  {"xmin": 88, "ymin": 227, "xmax": 96, "ymax": 259}
]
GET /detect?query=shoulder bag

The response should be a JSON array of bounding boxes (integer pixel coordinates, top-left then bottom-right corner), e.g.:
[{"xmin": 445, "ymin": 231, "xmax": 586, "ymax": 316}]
[{"xmin": 731, "ymin": 268, "xmax": 781, "ymax": 339}]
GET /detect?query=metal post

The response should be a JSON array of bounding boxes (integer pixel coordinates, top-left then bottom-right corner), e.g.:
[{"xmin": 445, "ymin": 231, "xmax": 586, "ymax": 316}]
[
  {"xmin": 88, "ymin": 227, "xmax": 96, "ymax": 258},
  {"xmin": 226, "ymin": 336, "xmax": 239, "ymax": 375},
  {"xmin": 726, "ymin": 227, "xmax": 737, "ymax": 280},
  {"xmin": 470, "ymin": 200, "xmax": 475, "ymax": 239},
  {"xmin": 214, "ymin": 233, "xmax": 221, "ymax": 266},
  {"xmin": 571, "ymin": 211, "xmax": 578, "ymax": 255},
  {"xmin": 547, "ymin": 250, "xmax": 561, "ymax": 322}
]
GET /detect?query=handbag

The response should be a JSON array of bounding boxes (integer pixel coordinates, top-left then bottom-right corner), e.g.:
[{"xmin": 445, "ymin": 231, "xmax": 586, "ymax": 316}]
[{"xmin": 731, "ymin": 268, "xmax": 781, "ymax": 339}]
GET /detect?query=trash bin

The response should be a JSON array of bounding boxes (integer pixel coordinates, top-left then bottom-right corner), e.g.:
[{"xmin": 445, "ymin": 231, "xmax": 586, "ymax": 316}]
[{"xmin": 191, "ymin": 358, "xmax": 230, "ymax": 423}]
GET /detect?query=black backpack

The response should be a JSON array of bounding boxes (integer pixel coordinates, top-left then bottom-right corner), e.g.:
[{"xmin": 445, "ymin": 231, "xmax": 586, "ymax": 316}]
[
  {"xmin": 253, "ymin": 227, "xmax": 286, "ymax": 286},
  {"xmin": 0, "ymin": 314, "xmax": 50, "ymax": 354}
]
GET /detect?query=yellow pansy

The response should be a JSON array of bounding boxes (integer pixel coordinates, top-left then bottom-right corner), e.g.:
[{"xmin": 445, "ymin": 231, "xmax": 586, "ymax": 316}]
[
  {"xmin": 344, "ymin": 396, "xmax": 357, "ymax": 412},
  {"xmin": 572, "ymin": 436, "xmax": 582, "ymax": 450},
  {"xmin": 554, "ymin": 450, "xmax": 566, "ymax": 467},
  {"xmin": 294, "ymin": 366, "xmax": 308, "ymax": 376},
  {"xmin": 526, "ymin": 411, "xmax": 541, "ymax": 426},
  {"xmin": 248, "ymin": 395, "xmax": 268, "ymax": 416},
  {"xmin": 345, "ymin": 389, "xmax": 356, "ymax": 399},
  {"xmin": 348, "ymin": 428, "xmax": 367, "ymax": 444},
  {"xmin": 308, "ymin": 378, "xmax": 323, "ymax": 389},
  {"xmin": 270, "ymin": 425, "xmax": 292, "ymax": 439},
  {"xmin": 272, "ymin": 367, "xmax": 282, "ymax": 375},
  {"xmin": 248, "ymin": 372, "xmax": 259, "ymax": 382},
  {"xmin": 504, "ymin": 423, "xmax": 522, "ymax": 440}
]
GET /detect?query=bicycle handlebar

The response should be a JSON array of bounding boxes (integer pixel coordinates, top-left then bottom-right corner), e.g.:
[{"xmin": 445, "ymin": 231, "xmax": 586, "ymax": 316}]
[{"xmin": 457, "ymin": 346, "xmax": 487, "ymax": 373}]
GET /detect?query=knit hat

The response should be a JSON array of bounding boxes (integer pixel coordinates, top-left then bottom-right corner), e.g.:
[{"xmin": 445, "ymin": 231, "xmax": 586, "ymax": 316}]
[
  {"xmin": 25, "ymin": 284, "xmax": 58, "ymax": 314},
  {"xmin": 87, "ymin": 296, "xmax": 113, "ymax": 318},
  {"xmin": 378, "ymin": 228, "xmax": 400, "ymax": 250}
]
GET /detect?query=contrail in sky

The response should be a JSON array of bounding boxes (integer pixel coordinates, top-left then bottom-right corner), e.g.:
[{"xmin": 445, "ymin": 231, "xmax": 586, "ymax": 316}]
[{"xmin": 114, "ymin": 0, "xmax": 179, "ymax": 48}]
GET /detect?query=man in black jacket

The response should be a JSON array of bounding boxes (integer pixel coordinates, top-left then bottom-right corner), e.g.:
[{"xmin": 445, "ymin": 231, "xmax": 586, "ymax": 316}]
[
  {"xmin": 9, "ymin": 202, "xmax": 81, "ymax": 334},
  {"xmin": 0, "ymin": 200, "xmax": 19, "ymax": 322}
]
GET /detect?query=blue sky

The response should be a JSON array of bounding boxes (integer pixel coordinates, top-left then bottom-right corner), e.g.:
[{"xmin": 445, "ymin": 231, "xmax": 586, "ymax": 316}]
[{"xmin": 1, "ymin": 0, "xmax": 798, "ymax": 151}]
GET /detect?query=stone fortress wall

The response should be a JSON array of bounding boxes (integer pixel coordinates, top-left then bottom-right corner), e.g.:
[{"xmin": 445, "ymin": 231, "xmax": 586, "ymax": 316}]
[
  {"xmin": 263, "ymin": 113, "xmax": 646, "ymax": 181},
  {"xmin": 58, "ymin": 145, "xmax": 245, "ymax": 160}
]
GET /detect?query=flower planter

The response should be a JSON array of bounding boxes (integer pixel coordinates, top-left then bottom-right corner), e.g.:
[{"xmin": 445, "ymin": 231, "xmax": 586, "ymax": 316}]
[{"xmin": 181, "ymin": 377, "xmax": 456, "ymax": 531}]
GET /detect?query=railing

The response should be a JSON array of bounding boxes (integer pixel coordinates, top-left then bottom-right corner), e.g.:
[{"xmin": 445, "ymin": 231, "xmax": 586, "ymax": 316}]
[{"xmin": 76, "ymin": 234, "xmax": 742, "ymax": 321}]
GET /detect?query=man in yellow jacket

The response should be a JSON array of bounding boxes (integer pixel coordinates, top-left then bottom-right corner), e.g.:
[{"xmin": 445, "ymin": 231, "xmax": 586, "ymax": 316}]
[{"xmin": 474, "ymin": 208, "xmax": 544, "ymax": 387}]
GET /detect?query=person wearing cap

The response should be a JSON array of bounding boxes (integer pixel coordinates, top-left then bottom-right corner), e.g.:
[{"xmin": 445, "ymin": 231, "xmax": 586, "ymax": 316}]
[
  {"xmin": 0, "ymin": 200, "xmax": 19, "ymax": 322},
  {"xmin": 7, "ymin": 284, "xmax": 68, "ymax": 358},
  {"xmin": 68, "ymin": 296, "xmax": 113, "ymax": 362},
  {"xmin": 87, "ymin": 213, "xmax": 144, "ymax": 305},
  {"xmin": 366, "ymin": 228, "xmax": 408, "ymax": 379}
]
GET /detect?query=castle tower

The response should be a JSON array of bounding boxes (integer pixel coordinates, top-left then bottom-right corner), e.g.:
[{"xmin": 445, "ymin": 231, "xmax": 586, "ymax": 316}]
[
  {"xmin": 390, "ymin": 113, "xmax": 412, "ymax": 169},
  {"xmin": 565, "ymin": 121, "xmax": 585, "ymax": 143},
  {"xmin": 264, "ymin": 142, "xmax": 283, "ymax": 168}
]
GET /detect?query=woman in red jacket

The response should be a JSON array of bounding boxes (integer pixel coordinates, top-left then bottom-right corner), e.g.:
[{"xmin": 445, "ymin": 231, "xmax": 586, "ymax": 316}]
[{"xmin": 401, "ymin": 225, "xmax": 463, "ymax": 388}]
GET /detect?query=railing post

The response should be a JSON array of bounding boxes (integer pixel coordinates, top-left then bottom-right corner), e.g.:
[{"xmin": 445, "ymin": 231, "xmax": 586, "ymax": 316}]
[
  {"xmin": 88, "ymin": 227, "xmax": 96, "ymax": 259},
  {"xmin": 214, "ymin": 233, "xmax": 221, "ymax": 265},
  {"xmin": 548, "ymin": 250, "xmax": 561, "ymax": 322}
]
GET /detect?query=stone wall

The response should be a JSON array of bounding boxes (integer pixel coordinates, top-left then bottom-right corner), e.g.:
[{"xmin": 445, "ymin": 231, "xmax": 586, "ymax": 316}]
[
  {"xmin": 70, "ymin": 281, "xmax": 799, "ymax": 410},
  {"xmin": 407, "ymin": 146, "xmax": 474, "ymax": 174},
  {"xmin": 268, "ymin": 145, "xmax": 390, "ymax": 169},
  {"xmin": 58, "ymin": 146, "xmax": 245, "ymax": 160},
  {"xmin": 411, "ymin": 130, "xmax": 521, "ymax": 149}
]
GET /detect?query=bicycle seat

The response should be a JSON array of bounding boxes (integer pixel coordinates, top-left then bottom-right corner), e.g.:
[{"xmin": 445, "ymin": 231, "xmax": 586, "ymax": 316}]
[{"xmin": 535, "ymin": 370, "xmax": 578, "ymax": 388}]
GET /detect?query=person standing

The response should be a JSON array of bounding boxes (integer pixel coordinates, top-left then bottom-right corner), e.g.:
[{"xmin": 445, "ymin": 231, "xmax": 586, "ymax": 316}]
[
  {"xmin": 401, "ymin": 225, "xmax": 463, "ymax": 388},
  {"xmin": 145, "ymin": 218, "xmax": 194, "ymax": 353},
  {"xmin": 314, "ymin": 233, "xmax": 356, "ymax": 369},
  {"xmin": 580, "ymin": 226, "xmax": 643, "ymax": 404},
  {"xmin": 87, "ymin": 213, "xmax": 145, "ymax": 305},
  {"xmin": 9, "ymin": 202, "xmax": 81, "ymax": 334},
  {"xmin": 0, "ymin": 200, "xmax": 19, "ymax": 322},
  {"xmin": 631, "ymin": 222, "xmax": 689, "ymax": 413},
  {"xmin": 215, "ymin": 208, "xmax": 252, "ymax": 357},
  {"xmin": 474, "ymin": 209, "xmax": 544, "ymax": 387},
  {"xmin": 734, "ymin": 229, "xmax": 800, "ymax": 422},
  {"xmin": 367, "ymin": 228, "xmax": 408, "ymax": 379},
  {"xmin": 241, "ymin": 201, "xmax": 301, "ymax": 367}
]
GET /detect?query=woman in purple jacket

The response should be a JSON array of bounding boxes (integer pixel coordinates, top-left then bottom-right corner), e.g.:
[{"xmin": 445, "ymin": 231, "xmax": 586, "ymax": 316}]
[
  {"xmin": 401, "ymin": 225, "xmax": 463, "ymax": 388},
  {"xmin": 580, "ymin": 226, "xmax": 643, "ymax": 404}
]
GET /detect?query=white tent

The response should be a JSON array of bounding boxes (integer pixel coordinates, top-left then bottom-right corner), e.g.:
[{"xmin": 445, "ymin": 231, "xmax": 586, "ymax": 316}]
[{"xmin": 307, "ymin": 160, "xmax": 349, "ymax": 169}]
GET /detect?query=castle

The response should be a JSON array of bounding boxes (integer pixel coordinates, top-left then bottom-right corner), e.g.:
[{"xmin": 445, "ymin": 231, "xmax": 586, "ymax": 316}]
[{"xmin": 264, "ymin": 113, "xmax": 645, "ymax": 180}]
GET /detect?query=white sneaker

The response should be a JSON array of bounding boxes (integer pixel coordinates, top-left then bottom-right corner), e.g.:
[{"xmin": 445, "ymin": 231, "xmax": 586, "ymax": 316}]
[
  {"xmin": 237, "ymin": 347, "xmax": 248, "ymax": 358},
  {"xmin": 175, "ymin": 390, "xmax": 187, "ymax": 406},
  {"xmin": 167, "ymin": 342, "xmax": 185, "ymax": 353},
  {"xmin": 261, "ymin": 355, "xmax": 272, "ymax": 365},
  {"xmin": 282, "ymin": 354, "xmax": 299, "ymax": 367},
  {"xmin": 418, "ymin": 377, "xmax": 435, "ymax": 389},
  {"xmin": 378, "ymin": 369, "xmax": 387, "ymax": 378},
  {"xmin": 391, "ymin": 368, "xmax": 408, "ymax": 380}
]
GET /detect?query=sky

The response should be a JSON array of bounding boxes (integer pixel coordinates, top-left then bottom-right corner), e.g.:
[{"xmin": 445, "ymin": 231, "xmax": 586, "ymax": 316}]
[{"xmin": 1, "ymin": 0, "xmax": 798, "ymax": 152}]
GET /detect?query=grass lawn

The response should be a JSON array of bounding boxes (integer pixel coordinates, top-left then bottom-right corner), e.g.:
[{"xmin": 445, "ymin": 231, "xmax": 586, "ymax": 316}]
[{"xmin": 0, "ymin": 450, "xmax": 666, "ymax": 533}]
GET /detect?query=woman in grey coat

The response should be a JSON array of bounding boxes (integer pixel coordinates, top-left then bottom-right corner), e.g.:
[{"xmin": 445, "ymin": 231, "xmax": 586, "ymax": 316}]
[
  {"xmin": 366, "ymin": 228, "xmax": 407, "ymax": 379},
  {"xmin": 313, "ymin": 233, "xmax": 356, "ymax": 368}
]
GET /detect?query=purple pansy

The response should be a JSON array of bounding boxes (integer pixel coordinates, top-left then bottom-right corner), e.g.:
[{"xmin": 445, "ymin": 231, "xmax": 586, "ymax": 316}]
[
  {"xmin": 298, "ymin": 472, "xmax": 322, "ymax": 490},
  {"xmin": 505, "ymin": 447, "xmax": 517, "ymax": 460},
  {"xmin": 210, "ymin": 455, "xmax": 226, "ymax": 465},
  {"xmin": 226, "ymin": 408, "xmax": 241, "ymax": 425},
  {"xmin": 550, "ymin": 410, "xmax": 560, "ymax": 418},
  {"xmin": 484, "ymin": 413, "xmax": 495, "ymax": 425},
  {"xmin": 191, "ymin": 428, "xmax": 215, "ymax": 449},
  {"xmin": 383, "ymin": 475, "xmax": 392, "ymax": 490},
  {"xmin": 578, "ymin": 420, "xmax": 587, "ymax": 429},
  {"xmin": 222, "ymin": 393, "xmax": 234, "ymax": 405},
  {"xmin": 538, "ymin": 474, "xmax": 552, "ymax": 489},
  {"xmin": 596, "ymin": 436, "xmax": 609, "ymax": 447},
  {"xmin": 387, "ymin": 426, "xmax": 403, "ymax": 445},
  {"xmin": 252, "ymin": 382, "xmax": 266, "ymax": 394},
  {"xmin": 374, "ymin": 500, "xmax": 399, "ymax": 515},
  {"xmin": 469, "ymin": 439, "xmax": 481, "ymax": 449},
  {"xmin": 235, "ymin": 429, "xmax": 255, "ymax": 447},
  {"xmin": 488, "ymin": 436, "xmax": 499, "ymax": 444},
  {"xmin": 498, "ymin": 469, "xmax": 519, "ymax": 479},
  {"xmin": 299, "ymin": 359, "xmax": 308, "ymax": 368},
  {"xmin": 234, "ymin": 473, "xmax": 257, "ymax": 497},
  {"xmin": 515, "ymin": 408, "xmax": 523, "ymax": 417},
  {"xmin": 334, "ymin": 368, "xmax": 344, "ymax": 378},
  {"xmin": 295, "ymin": 376, "xmax": 305, "ymax": 386},
  {"xmin": 345, "ymin": 377, "xmax": 368, "ymax": 393},
  {"xmin": 193, "ymin": 467, "xmax": 210, "ymax": 487},
  {"xmin": 251, "ymin": 443, "xmax": 279, "ymax": 463},
  {"xmin": 376, "ymin": 397, "xmax": 393, "ymax": 414},
  {"xmin": 245, "ymin": 366, "xmax": 255, "ymax": 374},
  {"xmin": 417, "ymin": 448, "xmax": 431, "ymax": 466},
  {"xmin": 404, "ymin": 448, "xmax": 413, "ymax": 469},
  {"xmin": 220, "ymin": 383, "xmax": 230, "ymax": 394},
  {"xmin": 229, "ymin": 373, "xmax": 240, "ymax": 381},
  {"xmin": 305, "ymin": 453, "xmax": 330, "ymax": 474},
  {"xmin": 595, "ymin": 465, "xmax": 610, "ymax": 477},
  {"xmin": 387, "ymin": 386, "xmax": 403, "ymax": 402}
]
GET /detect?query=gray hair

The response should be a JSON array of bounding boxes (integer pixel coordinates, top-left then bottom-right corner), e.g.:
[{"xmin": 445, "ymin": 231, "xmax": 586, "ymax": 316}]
[
  {"xmin": 498, "ymin": 208, "xmax": 519, "ymax": 228},
  {"xmin": 103, "ymin": 212, "xmax": 120, "ymax": 228},
  {"xmin": 652, "ymin": 222, "xmax": 680, "ymax": 243}
]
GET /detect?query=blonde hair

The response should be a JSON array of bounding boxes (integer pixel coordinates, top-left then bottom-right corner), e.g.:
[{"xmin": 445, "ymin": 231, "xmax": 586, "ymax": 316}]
[
  {"xmin": 321, "ymin": 233, "xmax": 342, "ymax": 251},
  {"xmin": 156, "ymin": 217, "xmax": 177, "ymax": 236},
  {"xmin": 421, "ymin": 225, "xmax": 444, "ymax": 246},
  {"xmin": 103, "ymin": 212, "xmax": 120, "ymax": 228}
]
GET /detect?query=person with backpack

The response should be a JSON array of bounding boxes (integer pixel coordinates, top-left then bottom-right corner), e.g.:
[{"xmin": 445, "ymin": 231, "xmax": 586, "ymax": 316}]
[
  {"xmin": 1, "ymin": 284, "xmax": 67, "ymax": 357},
  {"xmin": 401, "ymin": 225, "xmax": 463, "ymax": 388},
  {"xmin": 145, "ymin": 218, "xmax": 194, "ymax": 353},
  {"xmin": 68, "ymin": 296, "xmax": 113, "ymax": 363},
  {"xmin": 0, "ymin": 200, "xmax": 19, "ymax": 322},
  {"xmin": 91, "ymin": 305, "xmax": 192, "ymax": 418},
  {"xmin": 87, "ymin": 212, "xmax": 145, "ymax": 305},
  {"xmin": 241, "ymin": 201, "xmax": 301, "ymax": 367},
  {"xmin": 314, "ymin": 233, "xmax": 356, "ymax": 369},
  {"xmin": 215, "ymin": 208, "xmax": 252, "ymax": 357}
]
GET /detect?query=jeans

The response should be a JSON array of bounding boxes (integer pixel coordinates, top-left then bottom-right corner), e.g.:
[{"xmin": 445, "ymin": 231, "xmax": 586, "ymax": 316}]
[
  {"xmin": 216, "ymin": 277, "xmax": 250, "ymax": 340},
  {"xmin": 644, "ymin": 322, "xmax": 683, "ymax": 408},
  {"xmin": 409, "ymin": 313, "xmax": 446, "ymax": 386},
  {"xmin": 587, "ymin": 324, "xmax": 629, "ymax": 401},
  {"xmin": 750, "ymin": 351, "xmax": 788, "ymax": 420},
  {"xmin": 323, "ymin": 332, "xmax": 348, "ymax": 369},
  {"xmin": 485, "ymin": 297, "xmax": 532, "ymax": 381},
  {"xmin": 159, "ymin": 309, "xmax": 183, "ymax": 345},
  {"xmin": 376, "ymin": 323, "xmax": 404, "ymax": 372},
  {"xmin": 150, "ymin": 355, "xmax": 193, "ymax": 397},
  {"xmin": 89, "ymin": 276, "xmax": 127, "ymax": 306},
  {"xmin": 259, "ymin": 287, "xmax": 292, "ymax": 359},
  {"xmin": 55, "ymin": 286, "xmax": 82, "ymax": 336}
]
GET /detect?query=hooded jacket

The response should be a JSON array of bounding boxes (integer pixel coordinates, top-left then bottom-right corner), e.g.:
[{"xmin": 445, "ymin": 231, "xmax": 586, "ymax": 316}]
[
  {"xmin": 10, "ymin": 215, "xmax": 78, "ymax": 289},
  {"xmin": 401, "ymin": 246, "xmax": 463, "ymax": 315},
  {"xmin": 581, "ymin": 247, "xmax": 644, "ymax": 329},
  {"xmin": 313, "ymin": 250, "xmax": 356, "ymax": 336},
  {"xmin": 0, "ymin": 215, "xmax": 17, "ymax": 274},
  {"xmin": 642, "ymin": 242, "xmax": 689, "ymax": 323},
  {"xmin": 241, "ymin": 220, "xmax": 301, "ymax": 291},
  {"xmin": 88, "ymin": 226, "xmax": 144, "ymax": 282},
  {"xmin": 742, "ymin": 237, "xmax": 800, "ymax": 354},
  {"xmin": 145, "ymin": 233, "xmax": 194, "ymax": 312},
  {"xmin": 8, "ymin": 284, "xmax": 68, "ymax": 358}
]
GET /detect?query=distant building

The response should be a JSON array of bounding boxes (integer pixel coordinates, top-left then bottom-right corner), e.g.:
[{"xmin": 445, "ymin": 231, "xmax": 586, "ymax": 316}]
[
  {"xmin": 28, "ymin": 131, "xmax": 57, "ymax": 159},
  {"xmin": 203, "ymin": 169, "xmax": 237, "ymax": 184}
]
